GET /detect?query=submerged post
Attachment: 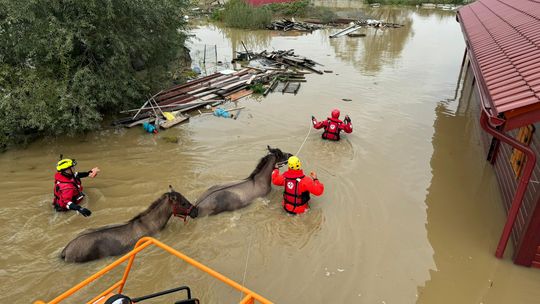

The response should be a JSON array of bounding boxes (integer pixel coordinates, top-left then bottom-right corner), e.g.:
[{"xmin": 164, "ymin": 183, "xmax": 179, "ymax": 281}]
[{"xmin": 203, "ymin": 44, "xmax": 206, "ymax": 65}]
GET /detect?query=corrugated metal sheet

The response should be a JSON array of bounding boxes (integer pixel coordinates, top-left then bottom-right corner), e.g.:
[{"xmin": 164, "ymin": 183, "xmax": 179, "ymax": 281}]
[{"xmin": 457, "ymin": 0, "xmax": 540, "ymax": 116}]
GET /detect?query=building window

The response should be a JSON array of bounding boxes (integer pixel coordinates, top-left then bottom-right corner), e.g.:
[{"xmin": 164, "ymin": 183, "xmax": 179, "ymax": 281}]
[{"xmin": 510, "ymin": 125, "xmax": 535, "ymax": 178}]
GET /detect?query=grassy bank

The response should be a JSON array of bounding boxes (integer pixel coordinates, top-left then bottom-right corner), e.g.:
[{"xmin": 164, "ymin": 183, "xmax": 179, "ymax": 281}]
[
  {"xmin": 212, "ymin": 0, "xmax": 338, "ymax": 29},
  {"xmin": 213, "ymin": 0, "xmax": 272, "ymax": 29},
  {"xmin": 268, "ymin": 0, "xmax": 338, "ymax": 23}
]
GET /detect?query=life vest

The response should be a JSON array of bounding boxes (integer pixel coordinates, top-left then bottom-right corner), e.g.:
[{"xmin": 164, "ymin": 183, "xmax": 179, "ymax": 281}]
[
  {"xmin": 322, "ymin": 118, "xmax": 342, "ymax": 141},
  {"xmin": 53, "ymin": 172, "xmax": 84, "ymax": 210},
  {"xmin": 283, "ymin": 175, "xmax": 311, "ymax": 213}
]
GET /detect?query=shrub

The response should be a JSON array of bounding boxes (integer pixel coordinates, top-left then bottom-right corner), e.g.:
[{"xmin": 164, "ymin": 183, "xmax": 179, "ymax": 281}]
[
  {"xmin": 0, "ymin": 0, "xmax": 189, "ymax": 148},
  {"xmin": 267, "ymin": 0, "xmax": 310, "ymax": 16},
  {"xmin": 221, "ymin": 0, "xmax": 272, "ymax": 29},
  {"xmin": 249, "ymin": 83, "xmax": 265, "ymax": 94}
]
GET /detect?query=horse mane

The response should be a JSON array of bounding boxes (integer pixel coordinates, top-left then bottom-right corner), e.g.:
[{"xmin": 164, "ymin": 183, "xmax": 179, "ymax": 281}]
[
  {"xmin": 196, "ymin": 149, "xmax": 281, "ymax": 202},
  {"xmin": 128, "ymin": 193, "xmax": 169, "ymax": 223},
  {"xmin": 247, "ymin": 153, "xmax": 274, "ymax": 180},
  {"xmin": 74, "ymin": 193, "xmax": 170, "ymax": 236}
]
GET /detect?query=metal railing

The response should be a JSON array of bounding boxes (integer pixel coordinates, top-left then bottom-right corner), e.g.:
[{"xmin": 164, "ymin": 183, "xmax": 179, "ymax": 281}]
[{"xmin": 34, "ymin": 237, "xmax": 273, "ymax": 304}]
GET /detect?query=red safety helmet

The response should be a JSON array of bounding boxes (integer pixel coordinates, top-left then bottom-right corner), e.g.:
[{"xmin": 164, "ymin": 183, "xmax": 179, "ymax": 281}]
[{"xmin": 331, "ymin": 109, "xmax": 340, "ymax": 119}]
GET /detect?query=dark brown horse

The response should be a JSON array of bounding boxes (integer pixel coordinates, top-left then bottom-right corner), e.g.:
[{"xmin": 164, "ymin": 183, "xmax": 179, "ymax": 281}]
[
  {"xmin": 195, "ymin": 146, "xmax": 292, "ymax": 216},
  {"xmin": 61, "ymin": 186, "xmax": 197, "ymax": 263}
]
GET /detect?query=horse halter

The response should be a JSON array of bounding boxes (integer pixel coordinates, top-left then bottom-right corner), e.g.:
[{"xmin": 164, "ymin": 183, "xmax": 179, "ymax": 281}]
[
  {"xmin": 171, "ymin": 196, "xmax": 195, "ymax": 222},
  {"xmin": 276, "ymin": 160, "xmax": 288, "ymax": 168}
]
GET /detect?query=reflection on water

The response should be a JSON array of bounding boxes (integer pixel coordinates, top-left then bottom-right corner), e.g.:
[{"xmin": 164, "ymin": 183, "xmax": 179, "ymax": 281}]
[
  {"xmin": 2, "ymin": 6, "xmax": 540, "ymax": 304},
  {"xmin": 418, "ymin": 103, "xmax": 540, "ymax": 303},
  {"xmin": 188, "ymin": 23, "xmax": 273, "ymax": 73},
  {"xmin": 328, "ymin": 8, "xmax": 414, "ymax": 74}
]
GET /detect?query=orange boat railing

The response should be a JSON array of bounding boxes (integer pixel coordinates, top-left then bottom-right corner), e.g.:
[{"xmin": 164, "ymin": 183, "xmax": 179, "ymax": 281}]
[{"xmin": 34, "ymin": 237, "xmax": 273, "ymax": 304}]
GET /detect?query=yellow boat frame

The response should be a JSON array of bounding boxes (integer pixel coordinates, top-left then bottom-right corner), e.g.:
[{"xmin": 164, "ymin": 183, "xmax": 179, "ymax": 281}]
[{"xmin": 34, "ymin": 237, "xmax": 273, "ymax": 304}]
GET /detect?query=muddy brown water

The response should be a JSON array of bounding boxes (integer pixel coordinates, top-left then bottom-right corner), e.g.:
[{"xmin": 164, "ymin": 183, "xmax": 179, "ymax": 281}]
[{"xmin": 2, "ymin": 7, "xmax": 540, "ymax": 304}]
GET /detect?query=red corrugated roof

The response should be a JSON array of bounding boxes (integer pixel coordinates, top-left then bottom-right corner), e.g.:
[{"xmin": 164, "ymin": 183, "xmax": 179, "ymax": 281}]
[{"xmin": 457, "ymin": 0, "xmax": 540, "ymax": 124}]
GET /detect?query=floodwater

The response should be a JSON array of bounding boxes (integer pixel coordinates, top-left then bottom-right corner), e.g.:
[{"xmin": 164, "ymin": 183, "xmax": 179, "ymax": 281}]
[{"xmin": 2, "ymin": 6, "xmax": 540, "ymax": 304}]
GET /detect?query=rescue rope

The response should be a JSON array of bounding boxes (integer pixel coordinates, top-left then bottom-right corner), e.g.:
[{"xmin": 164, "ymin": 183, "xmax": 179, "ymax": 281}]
[
  {"xmin": 239, "ymin": 233, "xmax": 253, "ymax": 302},
  {"xmin": 295, "ymin": 119, "xmax": 313, "ymax": 157},
  {"xmin": 236, "ymin": 119, "xmax": 313, "ymax": 300}
]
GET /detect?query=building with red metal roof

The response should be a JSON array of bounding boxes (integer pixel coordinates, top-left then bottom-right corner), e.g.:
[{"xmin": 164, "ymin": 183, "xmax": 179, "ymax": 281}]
[{"xmin": 456, "ymin": 0, "xmax": 540, "ymax": 267}]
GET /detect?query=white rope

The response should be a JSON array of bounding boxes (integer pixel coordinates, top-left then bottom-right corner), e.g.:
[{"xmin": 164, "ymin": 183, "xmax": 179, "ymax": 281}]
[
  {"xmin": 238, "ymin": 119, "xmax": 312, "ymax": 299},
  {"xmin": 295, "ymin": 119, "xmax": 313, "ymax": 157},
  {"xmin": 239, "ymin": 234, "xmax": 253, "ymax": 302}
]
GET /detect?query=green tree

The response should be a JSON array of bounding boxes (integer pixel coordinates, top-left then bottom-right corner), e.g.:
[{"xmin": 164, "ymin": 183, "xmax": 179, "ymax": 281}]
[{"xmin": 0, "ymin": 0, "xmax": 189, "ymax": 148}]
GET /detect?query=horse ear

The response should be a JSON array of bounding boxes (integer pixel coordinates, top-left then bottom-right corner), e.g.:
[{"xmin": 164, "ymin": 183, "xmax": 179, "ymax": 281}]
[
  {"xmin": 267, "ymin": 145, "xmax": 271, "ymax": 151},
  {"xmin": 169, "ymin": 185, "xmax": 174, "ymax": 193}
]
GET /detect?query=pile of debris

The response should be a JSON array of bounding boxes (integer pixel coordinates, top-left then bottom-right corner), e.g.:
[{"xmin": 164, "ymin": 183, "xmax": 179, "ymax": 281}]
[
  {"xmin": 114, "ymin": 49, "xmax": 325, "ymax": 129},
  {"xmin": 357, "ymin": 19, "xmax": 403, "ymax": 28},
  {"xmin": 267, "ymin": 19, "xmax": 323, "ymax": 32},
  {"xmin": 114, "ymin": 69, "xmax": 265, "ymax": 129},
  {"xmin": 329, "ymin": 19, "xmax": 403, "ymax": 38},
  {"xmin": 235, "ymin": 49, "xmax": 324, "ymax": 75}
]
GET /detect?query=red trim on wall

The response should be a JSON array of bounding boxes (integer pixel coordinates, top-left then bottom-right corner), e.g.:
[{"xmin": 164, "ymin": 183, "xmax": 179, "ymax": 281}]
[{"xmin": 480, "ymin": 111, "xmax": 537, "ymax": 259}]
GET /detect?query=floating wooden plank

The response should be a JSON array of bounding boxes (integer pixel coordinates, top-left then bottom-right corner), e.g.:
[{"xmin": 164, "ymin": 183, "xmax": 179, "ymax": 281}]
[
  {"xmin": 282, "ymin": 81, "xmax": 290, "ymax": 93},
  {"xmin": 263, "ymin": 78, "xmax": 278, "ymax": 96},
  {"xmin": 329, "ymin": 25, "xmax": 362, "ymax": 38},
  {"xmin": 274, "ymin": 81, "xmax": 286, "ymax": 92},
  {"xmin": 284, "ymin": 82, "xmax": 301, "ymax": 94},
  {"xmin": 157, "ymin": 73, "xmax": 222, "ymax": 97},
  {"xmin": 246, "ymin": 75, "xmax": 257, "ymax": 85},
  {"xmin": 201, "ymin": 94, "xmax": 218, "ymax": 101},
  {"xmin": 160, "ymin": 114, "xmax": 189, "ymax": 129},
  {"xmin": 218, "ymin": 79, "xmax": 249, "ymax": 92},
  {"xmin": 192, "ymin": 88, "xmax": 219, "ymax": 98},
  {"xmin": 227, "ymin": 90, "xmax": 253, "ymax": 101}
]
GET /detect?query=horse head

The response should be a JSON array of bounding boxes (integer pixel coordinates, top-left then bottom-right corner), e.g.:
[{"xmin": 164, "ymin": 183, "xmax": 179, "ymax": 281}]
[
  {"xmin": 267, "ymin": 145, "xmax": 292, "ymax": 166},
  {"xmin": 168, "ymin": 185, "xmax": 198, "ymax": 219}
]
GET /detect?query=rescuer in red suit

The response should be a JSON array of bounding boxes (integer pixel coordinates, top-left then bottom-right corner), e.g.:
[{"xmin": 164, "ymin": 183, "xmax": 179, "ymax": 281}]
[
  {"xmin": 312, "ymin": 108, "xmax": 353, "ymax": 141},
  {"xmin": 272, "ymin": 156, "xmax": 324, "ymax": 215},
  {"xmin": 53, "ymin": 158, "xmax": 100, "ymax": 217}
]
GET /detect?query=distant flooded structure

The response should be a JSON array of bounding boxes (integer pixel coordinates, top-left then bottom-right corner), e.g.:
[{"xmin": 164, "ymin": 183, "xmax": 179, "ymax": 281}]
[{"xmin": 456, "ymin": 0, "xmax": 540, "ymax": 267}]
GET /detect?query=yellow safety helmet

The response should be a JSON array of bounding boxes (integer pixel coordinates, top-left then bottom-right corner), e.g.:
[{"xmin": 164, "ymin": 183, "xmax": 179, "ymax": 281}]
[
  {"xmin": 288, "ymin": 156, "xmax": 302, "ymax": 170},
  {"xmin": 57, "ymin": 159, "xmax": 77, "ymax": 171}
]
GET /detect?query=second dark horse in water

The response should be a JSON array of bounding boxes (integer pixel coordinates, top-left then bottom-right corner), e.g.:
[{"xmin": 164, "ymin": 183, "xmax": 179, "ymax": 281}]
[
  {"xmin": 61, "ymin": 186, "xmax": 198, "ymax": 263},
  {"xmin": 195, "ymin": 146, "xmax": 292, "ymax": 216}
]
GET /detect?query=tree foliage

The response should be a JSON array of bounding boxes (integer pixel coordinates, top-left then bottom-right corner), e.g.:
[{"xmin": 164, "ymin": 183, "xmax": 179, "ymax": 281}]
[{"xmin": 0, "ymin": 0, "xmax": 189, "ymax": 148}]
